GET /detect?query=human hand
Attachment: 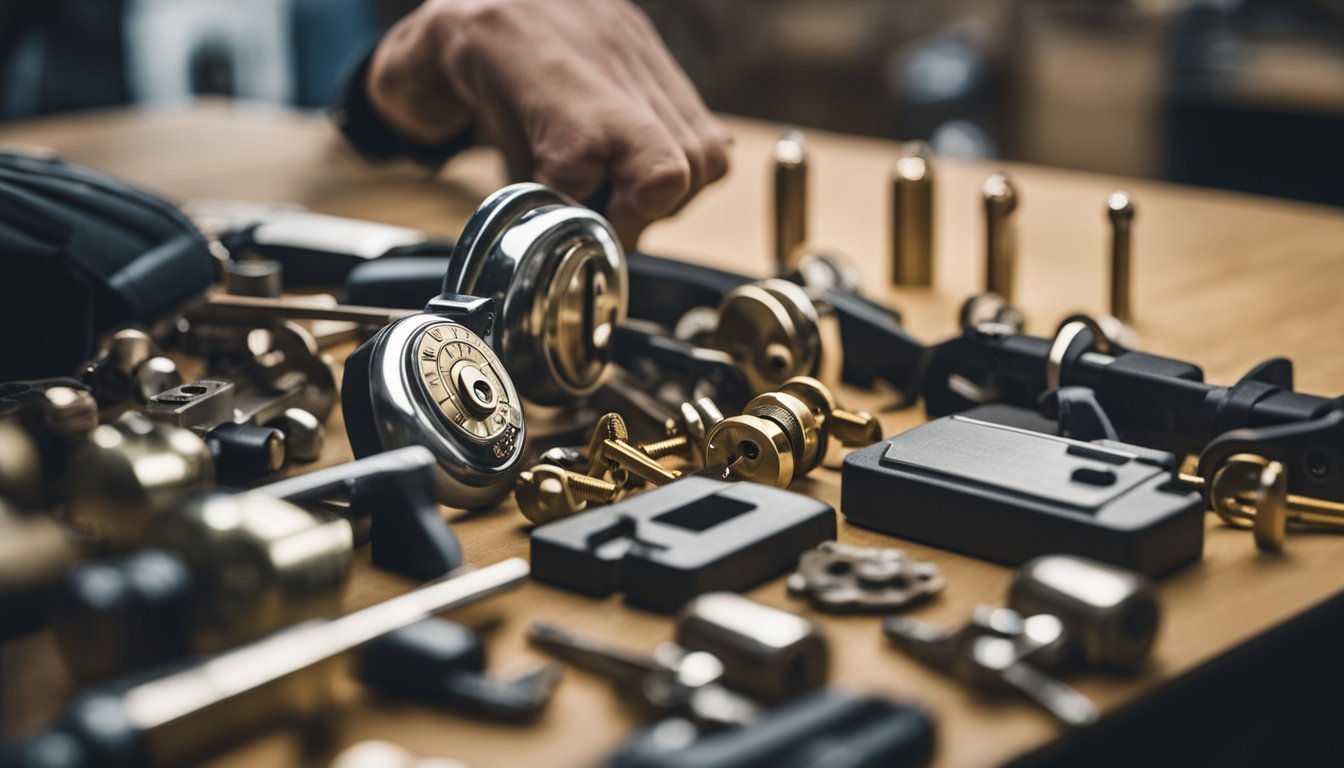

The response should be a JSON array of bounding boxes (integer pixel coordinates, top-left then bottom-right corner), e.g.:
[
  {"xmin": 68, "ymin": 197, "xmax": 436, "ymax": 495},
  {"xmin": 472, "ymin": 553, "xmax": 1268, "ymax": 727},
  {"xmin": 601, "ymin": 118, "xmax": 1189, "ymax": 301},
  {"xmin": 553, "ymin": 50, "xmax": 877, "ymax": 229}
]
[{"xmin": 367, "ymin": 0, "xmax": 730, "ymax": 248}]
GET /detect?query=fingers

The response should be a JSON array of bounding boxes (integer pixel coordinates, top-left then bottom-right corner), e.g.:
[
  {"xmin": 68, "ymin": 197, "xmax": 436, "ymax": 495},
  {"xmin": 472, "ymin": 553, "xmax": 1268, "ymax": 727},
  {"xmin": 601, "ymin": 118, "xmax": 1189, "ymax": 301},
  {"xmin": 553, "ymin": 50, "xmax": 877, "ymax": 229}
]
[
  {"xmin": 622, "ymin": 6, "xmax": 731, "ymax": 192},
  {"xmin": 409, "ymin": 0, "xmax": 731, "ymax": 247},
  {"xmin": 604, "ymin": 109, "xmax": 691, "ymax": 249}
]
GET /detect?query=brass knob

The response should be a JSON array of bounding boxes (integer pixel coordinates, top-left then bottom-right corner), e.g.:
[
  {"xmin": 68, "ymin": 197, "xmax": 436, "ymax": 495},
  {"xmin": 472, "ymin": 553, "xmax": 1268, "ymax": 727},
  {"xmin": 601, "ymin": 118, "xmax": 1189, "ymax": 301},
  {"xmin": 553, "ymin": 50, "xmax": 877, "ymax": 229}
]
[{"xmin": 704, "ymin": 377, "xmax": 880, "ymax": 487}]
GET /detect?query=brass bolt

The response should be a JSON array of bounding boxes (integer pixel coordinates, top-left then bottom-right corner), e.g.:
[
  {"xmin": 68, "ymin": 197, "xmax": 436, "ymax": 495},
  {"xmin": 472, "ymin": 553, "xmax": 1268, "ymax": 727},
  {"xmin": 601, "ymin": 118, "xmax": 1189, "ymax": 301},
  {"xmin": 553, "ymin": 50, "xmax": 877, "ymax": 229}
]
[
  {"xmin": 638, "ymin": 435, "xmax": 692, "ymax": 461},
  {"xmin": 778, "ymin": 376, "xmax": 881, "ymax": 449},
  {"xmin": 635, "ymin": 397, "xmax": 726, "ymax": 465},
  {"xmin": 1185, "ymin": 453, "xmax": 1344, "ymax": 551},
  {"xmin": 515, "ymin": 464, "xmax": 619, "ymax": 524},
  {"xmin": 583, "ymin": 412, "xmax": 681, "ymax": 488},
  {"xmin": 601, "ymin": 439, "xmax": 681, "ymax": 487}
]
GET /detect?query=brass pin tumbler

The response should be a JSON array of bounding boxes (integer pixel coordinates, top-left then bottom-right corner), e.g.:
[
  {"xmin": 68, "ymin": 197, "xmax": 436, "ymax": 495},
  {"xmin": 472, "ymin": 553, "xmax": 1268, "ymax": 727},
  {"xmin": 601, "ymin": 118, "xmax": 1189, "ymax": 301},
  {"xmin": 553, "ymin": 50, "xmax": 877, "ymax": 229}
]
[
  {"xmin": 890, "ymin": 141, "xmax": 934, "ymax": 286},
  {"xmin": 982, "ymin": 173, "xmax": 1019, "ymax": 303},
  {"xmin": 773, "ymin": 129, "xmax": 808, "ymax": 274}
]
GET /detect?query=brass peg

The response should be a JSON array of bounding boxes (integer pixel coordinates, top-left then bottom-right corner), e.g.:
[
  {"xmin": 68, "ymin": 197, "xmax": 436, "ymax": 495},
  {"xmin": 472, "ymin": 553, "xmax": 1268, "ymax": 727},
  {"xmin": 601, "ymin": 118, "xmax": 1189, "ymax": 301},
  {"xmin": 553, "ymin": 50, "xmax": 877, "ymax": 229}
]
[
  {"xmin": 773, "ymin": 129, "xmax": 809, "ymax": 275},
  {"xmin": 1107, "ymin": 191, "xmax": 1135, "ymax": 325},
  {"xmin": 1184, "ymin": 453, "xmax": 1344, "ymax": 551},
  {"xmin": 601, "ymin": 439, "xmax": 682, "ymax": 487},
  {"xmin": 982, "ymin": 173, "xmax": 1019, "ymax": 305},
  {"xmin": 637, "ymin": 398, "xmax": 726, "ymax": 465},
  {"xmin": 584, "ymin": 412, "xmax": 682, "ymax": 488},
  {"xmin": 515, "ymin": 464, "xmax": 619, "ymax": 524},
  {"xmin": 890, "ymin": 141, "xmax": 935, "ymax": 287},
  {"xmin": 778, "ymin": 376, "xmax": 881, "ymax": 450}
]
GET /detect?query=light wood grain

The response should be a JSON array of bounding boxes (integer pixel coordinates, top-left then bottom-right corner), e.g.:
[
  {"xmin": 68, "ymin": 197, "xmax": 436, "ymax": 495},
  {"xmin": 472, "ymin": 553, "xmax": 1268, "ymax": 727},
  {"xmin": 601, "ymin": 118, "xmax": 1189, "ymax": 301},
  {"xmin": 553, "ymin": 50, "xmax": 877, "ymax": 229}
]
[{"xmin": 2, "ymin": 101, "xmax": 1343, "ymax": 768}]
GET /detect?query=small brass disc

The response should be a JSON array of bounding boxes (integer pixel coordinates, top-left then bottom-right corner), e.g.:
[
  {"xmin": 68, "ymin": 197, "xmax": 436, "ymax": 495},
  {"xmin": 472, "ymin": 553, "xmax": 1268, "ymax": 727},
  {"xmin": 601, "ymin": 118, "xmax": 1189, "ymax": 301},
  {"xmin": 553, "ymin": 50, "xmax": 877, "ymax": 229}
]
[
  {"xmin": 705, "ymin": 415, "xmax": 794, "ymax": 488},
  {"xmin": 714, "ymin": 284, "xmax": 802, "ymax": 393},
  {"xmin": 415, "ymin": 322, "xmax": 522, "ymax": 460}
]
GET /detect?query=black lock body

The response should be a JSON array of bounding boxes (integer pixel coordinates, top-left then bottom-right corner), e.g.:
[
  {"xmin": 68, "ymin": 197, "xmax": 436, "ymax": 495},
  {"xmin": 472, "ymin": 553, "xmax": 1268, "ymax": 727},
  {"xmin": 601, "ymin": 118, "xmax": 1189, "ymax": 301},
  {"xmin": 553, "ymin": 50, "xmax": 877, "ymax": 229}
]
[
  {"xmin": 842, "ymin": 415, "xmax": 1204, "ymax": 576},
  {"xmin": 531, "ymin": 477, "xmax": 835, "ymax": 613}
]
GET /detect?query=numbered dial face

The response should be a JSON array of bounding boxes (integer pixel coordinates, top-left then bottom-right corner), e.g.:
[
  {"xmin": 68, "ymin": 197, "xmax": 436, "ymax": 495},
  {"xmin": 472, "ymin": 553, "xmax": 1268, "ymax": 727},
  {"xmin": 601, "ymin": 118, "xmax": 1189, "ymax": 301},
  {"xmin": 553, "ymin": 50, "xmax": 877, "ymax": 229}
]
[{"xmin": 415, "ymin": 322, "xmax": 522, "ymax": 460}]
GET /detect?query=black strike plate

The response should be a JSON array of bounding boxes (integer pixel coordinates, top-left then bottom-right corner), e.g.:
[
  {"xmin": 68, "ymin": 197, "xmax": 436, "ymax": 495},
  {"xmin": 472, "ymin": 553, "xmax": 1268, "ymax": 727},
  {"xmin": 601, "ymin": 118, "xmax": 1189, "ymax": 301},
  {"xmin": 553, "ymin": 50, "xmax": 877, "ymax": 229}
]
[
  {"xmin": 530, "ymin": 477, "xmax": 836, "ymax": 613},
  {"xmin": 842, "ymin": 415, "xmax": 1204, "ymax": 576}
]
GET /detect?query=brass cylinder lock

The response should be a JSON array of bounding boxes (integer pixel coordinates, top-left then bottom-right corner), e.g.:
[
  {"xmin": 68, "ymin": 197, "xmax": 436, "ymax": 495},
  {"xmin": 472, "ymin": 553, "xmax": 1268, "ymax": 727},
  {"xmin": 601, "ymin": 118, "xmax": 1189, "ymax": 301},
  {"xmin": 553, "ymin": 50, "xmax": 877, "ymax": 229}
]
[
  {"xmin": 442, "ymin": 183, "xmax": 628, "ymax": 405},
  {"xmin": 344, "ymin": 313, "xmax": 526, "ymax": 509},
  {"xmin": 704, "ymin": 377, "xmax": 880, "ymax": 487}
]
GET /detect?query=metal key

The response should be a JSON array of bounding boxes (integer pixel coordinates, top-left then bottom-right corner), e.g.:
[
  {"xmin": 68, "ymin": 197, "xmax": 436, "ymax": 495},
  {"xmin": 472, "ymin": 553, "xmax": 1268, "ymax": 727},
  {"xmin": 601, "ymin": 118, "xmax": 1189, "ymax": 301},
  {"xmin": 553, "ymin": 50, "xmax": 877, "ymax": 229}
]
[
  {"xmin": 528, "ymin": 622, "xmax": 761, "ymax": 728},
  {"xmin": 967, "ymin": 634, "xmax": 1099, "ymax": 727},
  {"xmin": 884, "ymin": 607, "xmax": 1099, "ymax": 727}
]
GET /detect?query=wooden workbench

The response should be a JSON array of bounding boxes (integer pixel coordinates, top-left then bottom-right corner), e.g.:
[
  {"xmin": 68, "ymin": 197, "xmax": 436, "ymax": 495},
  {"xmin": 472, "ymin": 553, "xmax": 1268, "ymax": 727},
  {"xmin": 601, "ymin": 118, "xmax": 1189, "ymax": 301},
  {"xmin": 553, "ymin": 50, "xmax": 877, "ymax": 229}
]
[{"xmin": 3, "ymin": 101, "xmax": 1343, "ymax": 767}]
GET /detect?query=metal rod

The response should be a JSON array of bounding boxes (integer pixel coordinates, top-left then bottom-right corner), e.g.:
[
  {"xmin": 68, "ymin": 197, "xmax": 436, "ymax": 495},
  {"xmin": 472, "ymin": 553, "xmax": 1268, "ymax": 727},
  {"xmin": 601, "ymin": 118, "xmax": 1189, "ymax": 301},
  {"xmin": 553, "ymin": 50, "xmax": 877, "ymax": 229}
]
[
  {"xmin": 773, "ymin": 129, "xmax": 809, "ymax": 274},
  {"xmin": 202, "ymin": 294, "xmax": 416, "ymax": 326},
  {"xmin": 982, "ymin": 173, "xmax": 1019, "ymax": 302},
  {"xmin": 890, "ymin": 141, "xmax": 934, "ymax": 286},
  {"xmin": 1107, "ymin": 191, "xmax": 1135, "ymax": 324},
  {"xmin": 119, "ymin": 558, "xmax": 529, "ymax": 741}
]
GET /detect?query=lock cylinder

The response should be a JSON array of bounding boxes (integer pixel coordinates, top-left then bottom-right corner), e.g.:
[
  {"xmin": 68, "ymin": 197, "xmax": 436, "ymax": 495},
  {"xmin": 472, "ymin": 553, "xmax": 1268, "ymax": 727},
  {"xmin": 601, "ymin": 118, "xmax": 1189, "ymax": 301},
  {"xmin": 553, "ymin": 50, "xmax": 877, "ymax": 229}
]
[{"xmin": 442, "ymin": 183, "xmax": 628, "ymax": 404}]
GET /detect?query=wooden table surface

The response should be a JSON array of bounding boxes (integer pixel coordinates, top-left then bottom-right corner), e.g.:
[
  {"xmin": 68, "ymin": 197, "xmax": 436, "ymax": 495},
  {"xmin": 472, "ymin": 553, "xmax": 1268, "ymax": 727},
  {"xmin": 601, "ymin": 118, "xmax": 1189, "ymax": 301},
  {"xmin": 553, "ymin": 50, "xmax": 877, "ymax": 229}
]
[{"xmin": 3, "ymin": 101, "xmax": 1344, "ymax": 768}]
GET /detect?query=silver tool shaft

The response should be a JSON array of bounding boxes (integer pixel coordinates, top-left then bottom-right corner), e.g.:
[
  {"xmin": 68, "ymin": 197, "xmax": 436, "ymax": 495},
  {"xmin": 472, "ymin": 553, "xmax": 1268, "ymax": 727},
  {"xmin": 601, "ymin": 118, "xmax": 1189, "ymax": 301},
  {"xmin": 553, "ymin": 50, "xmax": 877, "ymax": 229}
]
[
  {"xmin": 120, "ymin": 558, "xmax": 529, "ymax": 749},
  {"xmin": 203, "ymin": 293, "xmax": 416, "ymax": 326},
  {"xmin": 890, "ymin": 141, "xmax": 935, "ymax": 286}
]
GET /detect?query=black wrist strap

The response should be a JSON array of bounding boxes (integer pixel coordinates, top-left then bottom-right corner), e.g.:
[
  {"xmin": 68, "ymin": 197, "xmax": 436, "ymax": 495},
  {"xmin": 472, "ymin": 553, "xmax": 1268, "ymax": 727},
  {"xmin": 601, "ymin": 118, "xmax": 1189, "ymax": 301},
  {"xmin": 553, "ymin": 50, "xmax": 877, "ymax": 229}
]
[{"xmin": 331, "ymin": 46, "xmax": 477, "ymax": 168}]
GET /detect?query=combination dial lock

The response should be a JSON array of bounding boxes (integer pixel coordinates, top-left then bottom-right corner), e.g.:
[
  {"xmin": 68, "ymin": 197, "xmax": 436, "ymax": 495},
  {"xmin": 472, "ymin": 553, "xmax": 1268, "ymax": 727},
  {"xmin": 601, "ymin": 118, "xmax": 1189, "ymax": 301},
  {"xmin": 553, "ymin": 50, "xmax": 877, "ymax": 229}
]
[{"xmin": 344, "ymin": 183, "xmax": 627, "ymax": 509}]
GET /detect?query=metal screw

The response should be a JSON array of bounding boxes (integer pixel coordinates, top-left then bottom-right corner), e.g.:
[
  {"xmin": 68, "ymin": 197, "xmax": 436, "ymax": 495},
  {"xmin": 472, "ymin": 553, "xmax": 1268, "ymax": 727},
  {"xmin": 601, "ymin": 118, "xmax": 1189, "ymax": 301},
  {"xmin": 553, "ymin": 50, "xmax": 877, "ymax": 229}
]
[
  {"xmin": 1185, "ymin": 453, "xmax": 1344, "ymax": 551},
  {"xmin": 982, "ymin": 173, "xmax": 1019, "ymax": 304},
  {"xmin": 515, "ymin": 465, "xmax": 619, "ymax": 524},
  {"xmin": 890, "ymin": 141, "xmax": 935, "ymax": 287},
  {"xmin": 584, "ymin": 412, "xmax": 681, "ymax": 488},
  {"xmin": 774, "ymin": 129, "xmax": 808, "ymax": 275},
  {"xmin": 1107, "ymin": 191, "xmax": 1135, "ymax": 325},
  {"xmin": 635, "ymin": 397, "xmax": 726, "ymax": 465}
]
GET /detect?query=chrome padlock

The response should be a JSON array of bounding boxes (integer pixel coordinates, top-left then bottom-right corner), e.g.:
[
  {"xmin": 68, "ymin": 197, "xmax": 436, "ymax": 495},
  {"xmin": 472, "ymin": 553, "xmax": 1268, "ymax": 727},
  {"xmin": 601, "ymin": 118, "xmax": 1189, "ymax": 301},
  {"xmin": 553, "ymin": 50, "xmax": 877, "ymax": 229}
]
[
  {"xmin": 442, "ymin": 183, "xmax": 628, "ymax": 405},
  {"xmin": 343, "ymin": 184, "xmax": 628, "ymax": 508}
]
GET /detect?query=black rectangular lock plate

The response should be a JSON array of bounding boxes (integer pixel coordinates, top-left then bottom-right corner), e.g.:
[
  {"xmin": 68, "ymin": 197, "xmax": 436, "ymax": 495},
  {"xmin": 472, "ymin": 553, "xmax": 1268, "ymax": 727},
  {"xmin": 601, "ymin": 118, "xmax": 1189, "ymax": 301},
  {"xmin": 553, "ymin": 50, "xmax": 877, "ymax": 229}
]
[
  {"xmin": 530, "ymin": 477, "xmax": 836, "ymax": 613},
  {"xmin": 841, "ymin": 416, "xmax": 1204, "ymax": 576}
]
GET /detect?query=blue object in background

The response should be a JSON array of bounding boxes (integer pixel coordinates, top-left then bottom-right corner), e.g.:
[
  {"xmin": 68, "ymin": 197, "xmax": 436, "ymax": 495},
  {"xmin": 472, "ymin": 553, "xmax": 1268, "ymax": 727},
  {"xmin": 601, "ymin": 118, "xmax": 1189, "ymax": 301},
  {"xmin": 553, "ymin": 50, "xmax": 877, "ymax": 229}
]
[{"xmin": 0, "ymin": 0, "xmax": 379, "ymax": 119}]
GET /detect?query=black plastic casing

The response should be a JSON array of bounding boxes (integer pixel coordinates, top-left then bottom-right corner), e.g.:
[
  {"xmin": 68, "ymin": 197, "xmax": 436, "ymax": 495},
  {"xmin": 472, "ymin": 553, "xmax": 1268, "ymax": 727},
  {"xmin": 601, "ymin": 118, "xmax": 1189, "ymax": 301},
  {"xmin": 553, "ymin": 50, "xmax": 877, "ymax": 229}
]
[
  {"xmin": 842, "ymin": 416, "xmax": 1204, "ymax": 576},
  {"xmin": 531, "ymin": 478, "xmax": 835, "ymax": 613}
]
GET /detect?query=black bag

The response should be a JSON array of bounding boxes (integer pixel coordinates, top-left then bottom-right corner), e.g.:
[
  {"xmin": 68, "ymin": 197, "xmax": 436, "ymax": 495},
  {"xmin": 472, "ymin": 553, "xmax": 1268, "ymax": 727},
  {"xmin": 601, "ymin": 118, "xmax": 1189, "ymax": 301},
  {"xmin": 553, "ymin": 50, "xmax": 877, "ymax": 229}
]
[{"xmin": 0, "ymin": 150, "xmax": 215, "ymax": 379}]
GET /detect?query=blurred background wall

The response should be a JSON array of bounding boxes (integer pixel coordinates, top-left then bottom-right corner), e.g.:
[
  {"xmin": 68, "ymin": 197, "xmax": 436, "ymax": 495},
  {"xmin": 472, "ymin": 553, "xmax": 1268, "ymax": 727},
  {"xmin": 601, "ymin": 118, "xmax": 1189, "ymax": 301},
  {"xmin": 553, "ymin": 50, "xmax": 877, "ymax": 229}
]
[{"xmin": 1, "ymin": 0, "xmax": 1341, "ymax": 205}]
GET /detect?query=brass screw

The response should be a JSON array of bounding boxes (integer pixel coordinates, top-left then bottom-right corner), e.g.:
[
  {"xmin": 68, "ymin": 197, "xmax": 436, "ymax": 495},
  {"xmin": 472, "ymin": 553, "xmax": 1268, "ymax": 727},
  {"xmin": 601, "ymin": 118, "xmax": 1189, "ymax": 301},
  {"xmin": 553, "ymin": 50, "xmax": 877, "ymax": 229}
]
[
  {"xmin": 1184, "ymin": 453, "xmax": 1344, "ymax": 551},
  {"xmin": 982, "ymin": 173, "xmax": 1019, "ymax": 304},
  {"xmin": 778, "ymin": 376, "xmax": 881, "ymax": 451},
  {"xmin": 584, "ymin": 412, "xmax": 681, "ymax": 488},
  {"xmin": 515, "ymin": 464, "xmax": 618, "ymax": 524},
  {"xmin": 602, "ymin": 439, "xmax": 681, "ymax": 487},
  {"xmin": 635, "ymin": 397, "xmax": 726, "ymax": 465},
  {"xmin": 638, "ymin": 435, "xmax": 692, "ymax": 461}
]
